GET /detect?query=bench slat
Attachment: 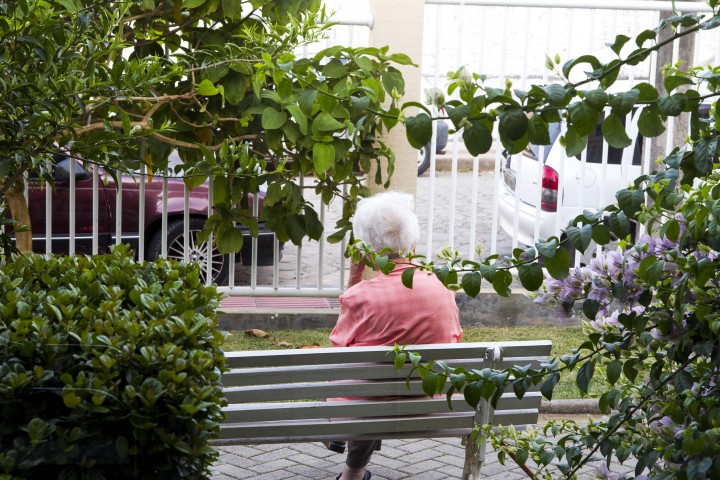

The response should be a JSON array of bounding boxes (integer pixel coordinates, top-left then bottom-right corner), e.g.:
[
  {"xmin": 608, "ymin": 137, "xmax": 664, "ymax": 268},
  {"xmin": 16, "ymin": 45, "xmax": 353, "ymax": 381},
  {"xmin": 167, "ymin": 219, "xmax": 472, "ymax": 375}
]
[
  {"xmin": 222, "ymin": 392, "xmax": 542, "ymax": 423},
  {"xmin": 219, "ymin": 414, "xmax": 475, "ymax": 440},
  {"xmin": 224, "ymin": 379, "xmax": 541, "ymax": 404},
  {"xmin": 222, "ymin": 358, "xmax": 546, "ymax": 388},
  {"xmin": 224, "ymin": 341, "xmax": 552, "ymax": 369}
]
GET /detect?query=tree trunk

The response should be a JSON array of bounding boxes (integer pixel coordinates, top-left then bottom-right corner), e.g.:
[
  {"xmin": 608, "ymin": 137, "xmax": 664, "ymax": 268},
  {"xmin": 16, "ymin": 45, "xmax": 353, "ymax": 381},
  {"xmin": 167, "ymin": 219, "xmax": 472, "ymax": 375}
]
[
  {"xmin": 1, "ymin": 179, "xmax": 33, "ymax": 254},
  {"xmin": 648, "ymin": 5, "xmax": 698, "ymax": 170}
]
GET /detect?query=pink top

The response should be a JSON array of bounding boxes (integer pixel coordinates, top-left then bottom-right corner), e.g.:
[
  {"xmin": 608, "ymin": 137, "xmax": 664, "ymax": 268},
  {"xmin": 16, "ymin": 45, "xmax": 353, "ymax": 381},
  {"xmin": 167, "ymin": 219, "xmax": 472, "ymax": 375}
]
[{"xmin": 330, "ymin": 264, "xmax": 462, "ymax": 347}]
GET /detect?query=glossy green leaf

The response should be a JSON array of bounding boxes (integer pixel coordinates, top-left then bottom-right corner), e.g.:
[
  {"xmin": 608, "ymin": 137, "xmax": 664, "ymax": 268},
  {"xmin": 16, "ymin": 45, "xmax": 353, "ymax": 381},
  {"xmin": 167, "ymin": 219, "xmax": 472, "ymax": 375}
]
[
  {"xmin": 633, "ymin": 82, "xmax": 659, "ymax": 102},
  {"xmin": 285, "ymin": 104, "xmax": 308, "ymax": 134},
  {"xmin": 535, "ymin": 238, "xmax": 559, "ymax": 258},
  {"xmin": 608, "ymin": 212, "xmax": 631, "ymax": 239},
  {"xmin": 492, "ymin": 270, "xmax": 512, "ymax": 297},
  {"xmin": 664, "ymin": 75, "xmax": 694, "ymax": 93},
  {"xmin": 313, "ymin": 112, "xmax": 345, "ymax": 132},
  {"xmin": 608, "ymin": 90, "xmax": 640, "ymax": 116},
  {"xmin": 638, "ymin": 105, "xmax": 666, "ymax": 138},
  {"xmin": 312, "ymin": 143, "xmax": 335, "ymax": 175},
  {"xmin": 606, "ymin": 360, "xmax": 622, "ymax": 386},
  {"xmin": 261, "ymin": 107, "xmax": 288, "ymax": 129},
  {"xmin": 658, "ymin": 94, "xmax": 685, "ymax": 116},
  {"xmin": 694, "ymin": 138, "xmax": 718, "ymax": 173},
  {"xmin": 607, "ymin": 34, "xmax": 631, "ymax": 55},
  {"xmin": 527, "ymin": 115, "xmax": 550, "ymax": 145},
  {"xmin": 462, "ymin": 120, "xmax": 493, "ymax": 156},
  {"xmin": 197, "ymin": 79, "xmax": 219, "ymax": 96},
  {"xmin": 405, "ymin": 113, "xmax": 433, "ymax": 149},
  {"xmin": 541, "ymin": 84, "xmax": 570, "ymax": 106},
  {"xmin": 601, "ymin": 113, "xmax": 632, "ymax": 149},
  {"xmin": 401, "ymin": 267, "xmax": 415, "ymax": 289},
  {"xmin": 616, "ymin": 188, "xmax": 645, "ymax": 218},
  {"xmin": 565, "ymin": 127, "xmax": 588, "ymax": 158},
  {"xmin": 461, "ymin": 272, "xmax": 481, "ymax": 297},
  {"xmin": 576, "ymin": 361, "xmax": 595, "ymax": 394},
  {"xmin": 562, "ymin": 55, "xmax": 602, "ymax": 79},
  {"xmin": 216, "ymin": 225, "xmax": 243, "ymax": 254},
  {"xmin": 583, "ymin": 89, "xmax": 607, "ymax": 110},
  {"xmin": 591, "ymin": 224, "xmax": 612, "ymax": 245},
  {"xmin": 636, "ymin": 29, "xmax": 657, "ymax": 47},
  {"xmin": 498, "ymin": 106, "xmax": 528, "ymax": 142},
  {"xmin": 568, "ymin": 101, "xmax": 599, "ymax": 137},
  {"xmin": 517, "ymin": 263, "xmax": 544, "ymax": 291},
  {"xmin": 540, "ymin": 372, "xmax": 560, "ymax": 400},
  {"xmin": 566, "ymin": 225, "xmax": 593, "ymax": 252}
]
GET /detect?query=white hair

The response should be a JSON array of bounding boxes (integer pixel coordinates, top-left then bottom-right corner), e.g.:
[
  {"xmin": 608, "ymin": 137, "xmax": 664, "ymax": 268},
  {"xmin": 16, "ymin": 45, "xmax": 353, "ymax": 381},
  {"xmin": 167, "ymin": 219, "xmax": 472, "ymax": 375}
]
[{"xmin": 352, "ymin": 191, "xmax": 420, "ymax": 254}]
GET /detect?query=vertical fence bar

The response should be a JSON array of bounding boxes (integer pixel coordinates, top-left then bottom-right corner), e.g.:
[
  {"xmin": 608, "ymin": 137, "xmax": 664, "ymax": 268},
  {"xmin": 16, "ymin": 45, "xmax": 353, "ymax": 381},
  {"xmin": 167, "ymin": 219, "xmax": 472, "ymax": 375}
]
[
  {"xmin": 340, "ymin": 182, "xmax": 348, "ymax": 287},
  {"xmin": 183, "ymin": 184, "xmax": 190, "ymax": 262},
  {"xmin": 206, "ymin": 176, "xmax": 213, "ymax": 285},
  {"xmin": 138, "ymin": 141, "xmax": 146, "ymax": 262},
  {"xmin": 425, "ymin": 4, "xmax": 443, "ymax": 257},
  {"xmin": 295, "ymin": 175, "xmax": 304, "ymax": 290},
  {"xmin": 161, "ymin": 170, "xmax": 168, "ymax": 258},
  {"xmin": 251, "ymin": 186, "xmax": 259, "ymax": 290},
  {"xmin": 69, "ymin": 153, "xmax": 76, "ymax": 256},
  {"xmin": 45, "ymin": 178, "xmax": 52, "ymax": 253},
  {"xmin": 92, "ymin": 163, "xmax": 99, "ymax": 255},
  {"xmin": 115, "ymin": 169, "xmax": 122, "ymax": 245},
  {"xmin": 317, "ymin": 201, "xmax": 325, "ymax": 289}
]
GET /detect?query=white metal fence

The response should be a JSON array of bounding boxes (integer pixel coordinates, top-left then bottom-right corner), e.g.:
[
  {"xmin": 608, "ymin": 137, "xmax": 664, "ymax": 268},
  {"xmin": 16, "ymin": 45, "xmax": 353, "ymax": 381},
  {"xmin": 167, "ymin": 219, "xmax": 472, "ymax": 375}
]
[{"xmin": 26, "ymin": 1, "xmax": 718, "ymax": 296}]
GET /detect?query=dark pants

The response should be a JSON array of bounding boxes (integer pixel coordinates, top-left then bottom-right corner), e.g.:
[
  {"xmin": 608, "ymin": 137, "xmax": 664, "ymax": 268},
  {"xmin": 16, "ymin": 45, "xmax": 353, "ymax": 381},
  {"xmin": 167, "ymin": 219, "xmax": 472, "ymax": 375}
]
[{"xmin": 346, "ymin": 440, "xmax": 382, "ymax": 469}]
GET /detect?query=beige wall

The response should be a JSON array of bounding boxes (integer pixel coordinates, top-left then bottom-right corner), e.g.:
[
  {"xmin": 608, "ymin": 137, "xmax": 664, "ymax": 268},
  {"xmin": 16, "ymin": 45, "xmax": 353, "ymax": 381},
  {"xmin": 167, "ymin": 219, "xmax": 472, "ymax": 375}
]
[{"xmin": 368, "ymin": 0, "xmax": 424, "ymax": 200}]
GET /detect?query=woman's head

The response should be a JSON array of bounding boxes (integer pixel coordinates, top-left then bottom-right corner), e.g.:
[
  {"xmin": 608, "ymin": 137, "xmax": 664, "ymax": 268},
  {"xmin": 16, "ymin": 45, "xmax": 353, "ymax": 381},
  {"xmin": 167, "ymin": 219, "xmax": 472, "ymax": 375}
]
[{"xmin": 352, "ymin": 191, "xmax": 420, "ymax": 254}]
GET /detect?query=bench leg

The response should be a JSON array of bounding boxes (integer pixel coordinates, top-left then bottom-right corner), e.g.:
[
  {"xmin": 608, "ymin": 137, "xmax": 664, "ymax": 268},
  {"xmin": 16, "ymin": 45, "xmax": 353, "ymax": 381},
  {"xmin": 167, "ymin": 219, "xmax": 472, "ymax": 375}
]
[{"xmin": 461, "ymin": 434, "xmax": 485, "ymax": 480}]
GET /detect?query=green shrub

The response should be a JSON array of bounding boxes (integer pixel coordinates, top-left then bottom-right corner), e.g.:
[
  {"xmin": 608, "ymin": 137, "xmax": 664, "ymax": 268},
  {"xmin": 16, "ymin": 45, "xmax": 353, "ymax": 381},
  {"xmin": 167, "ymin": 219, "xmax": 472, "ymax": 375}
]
[{"xmin": 0, "ymin": 245, "xmax": 226, "ymax": 479}]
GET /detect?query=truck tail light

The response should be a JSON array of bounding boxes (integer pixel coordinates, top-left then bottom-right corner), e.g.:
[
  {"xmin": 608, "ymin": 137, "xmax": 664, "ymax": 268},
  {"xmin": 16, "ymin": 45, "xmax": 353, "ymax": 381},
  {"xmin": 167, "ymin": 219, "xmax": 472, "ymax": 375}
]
[{"xmin": 541, "ymin": 165, "xmax": 559, "ymax": 212}]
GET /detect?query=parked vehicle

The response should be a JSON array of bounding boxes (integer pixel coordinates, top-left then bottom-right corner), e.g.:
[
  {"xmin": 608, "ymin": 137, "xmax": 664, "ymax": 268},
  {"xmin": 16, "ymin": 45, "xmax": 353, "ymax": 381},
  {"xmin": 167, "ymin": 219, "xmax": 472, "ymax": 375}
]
[
  {"xmin": 26, "ymin": 157, "xmax": 278, "ymax": 284},
  {"xmin": 417, "ymin": 120, "xmax": 449, "ymax": 175},
  {"xmin": 498, "ymin": 110, "xmax": 644, "ymax": 263}
]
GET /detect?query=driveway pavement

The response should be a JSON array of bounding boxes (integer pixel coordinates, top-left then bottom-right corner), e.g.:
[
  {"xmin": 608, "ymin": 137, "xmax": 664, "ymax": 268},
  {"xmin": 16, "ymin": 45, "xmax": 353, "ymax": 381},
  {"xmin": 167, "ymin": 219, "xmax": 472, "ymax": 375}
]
[{"xmin": 213, "ymin": 430, "xmax": 635, "ymax": 479}]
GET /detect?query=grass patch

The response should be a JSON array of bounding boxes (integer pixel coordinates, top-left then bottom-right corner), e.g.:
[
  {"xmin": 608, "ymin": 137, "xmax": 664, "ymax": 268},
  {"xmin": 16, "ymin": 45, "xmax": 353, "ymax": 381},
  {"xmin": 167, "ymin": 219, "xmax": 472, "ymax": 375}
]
[{"xmin": 223, "ymin": 325, "xmax": 594, "ymax": 400}]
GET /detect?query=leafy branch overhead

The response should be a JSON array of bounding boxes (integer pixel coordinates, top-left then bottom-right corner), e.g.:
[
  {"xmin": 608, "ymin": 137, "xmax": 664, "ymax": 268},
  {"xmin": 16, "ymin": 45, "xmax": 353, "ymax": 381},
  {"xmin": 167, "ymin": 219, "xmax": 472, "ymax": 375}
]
[
  {"xmin": 1, "ymin": 0, "xmax": 410, "ymax": 254},
  {"xmin": 374, "ymin": 6, "xmax": 720, "ymax": 479}
]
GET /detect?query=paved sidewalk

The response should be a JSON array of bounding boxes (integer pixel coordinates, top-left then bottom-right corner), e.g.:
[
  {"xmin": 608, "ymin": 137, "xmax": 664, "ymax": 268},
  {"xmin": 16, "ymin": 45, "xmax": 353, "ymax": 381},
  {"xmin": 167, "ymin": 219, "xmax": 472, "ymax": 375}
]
[{"xmin": 212, "ymin": 435, "xmax": 636, "ymax": 480}]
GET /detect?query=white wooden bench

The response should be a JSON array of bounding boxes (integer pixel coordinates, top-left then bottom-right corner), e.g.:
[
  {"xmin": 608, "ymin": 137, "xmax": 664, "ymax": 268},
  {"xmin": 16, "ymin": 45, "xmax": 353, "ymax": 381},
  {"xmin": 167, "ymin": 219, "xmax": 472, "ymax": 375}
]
[{"xmin": 216, "ymin": 340, "xmax": 552, "ymax": 480}]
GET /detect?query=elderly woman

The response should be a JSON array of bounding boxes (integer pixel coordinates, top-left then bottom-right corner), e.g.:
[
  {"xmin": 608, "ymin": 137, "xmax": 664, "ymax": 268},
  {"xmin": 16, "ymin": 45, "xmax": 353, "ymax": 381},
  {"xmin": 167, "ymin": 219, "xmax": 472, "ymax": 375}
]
[{"xmin": 329, "ymin": 191, "xmax": 462, "ymax": 480}]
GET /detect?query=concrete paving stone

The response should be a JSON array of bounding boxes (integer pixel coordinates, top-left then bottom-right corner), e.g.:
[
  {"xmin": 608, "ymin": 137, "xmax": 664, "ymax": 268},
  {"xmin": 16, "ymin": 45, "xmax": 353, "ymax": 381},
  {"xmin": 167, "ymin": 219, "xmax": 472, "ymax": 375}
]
[
  {"xmin": 372, "ymin": 444, "xmax": 408, "ymax": 459},
  {"xmin": 247, "ymin": 458, "xmax": 298, "ymax": 474},
  {"xmin": 431, "ymin": 443, "xmax": 465, "ymax": 456},
  {"xmin": 218, "ymin": 453, "xmax": 260, "ymax": 468},
  {"xmin": 219, "ymin": 444, "xmax": 267, "ymax": 458},
  {"xmin": 298, "ymin": 443, "xmax": 342, "ymax": 459},
  {"xmin": 212, "ymin": 462, "xmax": 257, "ymax": 479},
  {"xmin": 430, "ymin": 464, "xmax": 464, "ymax": 478},
  {"xmin": 252, "ymin": 449, "xmax": 301, "ymax": 463},
  {"xmin": 394, "ymin": 439, "xmax": 440, "ymax": 452},
  {"xmin": 393, "ymin": 450, "xmax": 438, "ymax": 465},
  {"xmin": 363, "ymin": 466, "xmax": 409, "ymax": 480},
  {"xmin": 285, "ymin": 463, "xmax": 340, "ymax": 479},
  {"xmin": 397, "ymin": 459, "xmax": 446, "ymax": 475},
  {"xmin": 283, "ymin": 452, "xmax": 339, "ymax": 470},
  {"xmin": 250, "ymin": 443, "xmax": 284, "ymax": 452},
  {"xmin": 431, "ymin": 453, "xmax": 466, "ymax": 468},
  {"xmin": 210, "ymin": 474, "xmax": 235, "ymax": 480},
  {"xmin": 370, "ymin": 455, "xmax": 411, "ymax": 470},
  {"xmin": 244, "ymin": 470, "xmax": 296, "ymax": 480}
]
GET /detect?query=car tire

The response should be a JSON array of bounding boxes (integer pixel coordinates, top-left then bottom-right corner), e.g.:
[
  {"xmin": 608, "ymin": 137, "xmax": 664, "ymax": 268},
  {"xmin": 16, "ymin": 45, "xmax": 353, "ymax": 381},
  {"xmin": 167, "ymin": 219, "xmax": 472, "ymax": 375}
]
[
  {"xmin": 146, "ymin": 218, "xmax": 230, "ymax": 285},
  {"xmin": 418, "ymin": 143, "xmax": 432, "ymax": 176}
]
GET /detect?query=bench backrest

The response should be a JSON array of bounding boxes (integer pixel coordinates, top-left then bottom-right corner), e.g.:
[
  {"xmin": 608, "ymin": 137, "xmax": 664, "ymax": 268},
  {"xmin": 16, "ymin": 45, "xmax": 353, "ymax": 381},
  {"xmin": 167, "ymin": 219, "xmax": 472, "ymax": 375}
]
[{"xmin": 216, "ymin": 340, "xmax": 552, "ymax": 445}]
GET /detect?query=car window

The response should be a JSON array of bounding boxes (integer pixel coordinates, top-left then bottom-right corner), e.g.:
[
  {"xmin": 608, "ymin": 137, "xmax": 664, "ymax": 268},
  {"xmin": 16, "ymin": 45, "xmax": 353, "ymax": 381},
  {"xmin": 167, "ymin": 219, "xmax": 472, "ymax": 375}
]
[{"xmin": 55, "ymin": 157, "xmax": 89, "ymax": 182}]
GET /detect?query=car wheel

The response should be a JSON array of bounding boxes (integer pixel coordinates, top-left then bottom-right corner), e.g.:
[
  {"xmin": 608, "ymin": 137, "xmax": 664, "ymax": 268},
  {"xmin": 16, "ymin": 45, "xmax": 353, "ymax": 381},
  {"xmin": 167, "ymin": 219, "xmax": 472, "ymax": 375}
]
[
  {"xmin": 418, "ymin": 143, "xmax": 432, "ymax": 176},
  {"xmin": 146, "ymin": 218, "xmax": 230, "ymax": 285}
]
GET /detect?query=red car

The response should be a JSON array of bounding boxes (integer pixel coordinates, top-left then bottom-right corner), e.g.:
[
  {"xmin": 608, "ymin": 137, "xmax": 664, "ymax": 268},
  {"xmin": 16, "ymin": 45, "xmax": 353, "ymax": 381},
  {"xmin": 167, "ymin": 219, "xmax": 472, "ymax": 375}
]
[{"xmin": 26, "ymin": 156, "xmax": 278, "ymax": 284}]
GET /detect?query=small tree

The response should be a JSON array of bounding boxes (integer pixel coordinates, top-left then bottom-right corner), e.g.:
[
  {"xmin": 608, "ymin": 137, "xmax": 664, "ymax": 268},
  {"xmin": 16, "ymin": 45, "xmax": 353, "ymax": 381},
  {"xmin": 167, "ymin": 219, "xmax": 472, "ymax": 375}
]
[
  {"xmin": 1, "ymin": 0, "xmax": 408, "ymax": 256},
  {"xmin": 389, "ymin": 4, "xmax": 720, "ymax": 478}
]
